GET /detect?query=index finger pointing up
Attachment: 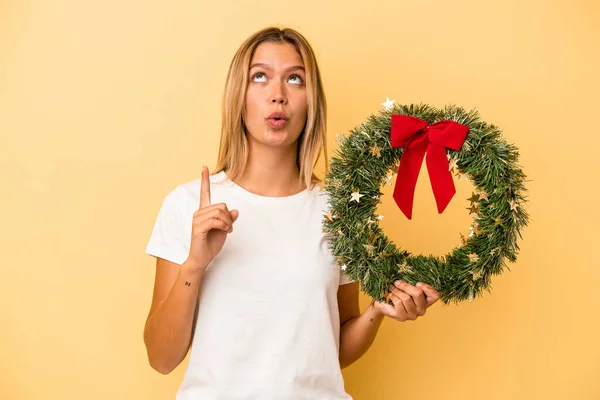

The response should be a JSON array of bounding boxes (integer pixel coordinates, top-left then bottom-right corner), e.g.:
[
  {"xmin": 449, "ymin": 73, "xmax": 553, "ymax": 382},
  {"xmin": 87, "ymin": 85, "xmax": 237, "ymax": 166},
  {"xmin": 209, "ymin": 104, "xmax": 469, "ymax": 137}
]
[{"xmin": 199, "ymin": 165, "xmax": 211, "ymax": 209}]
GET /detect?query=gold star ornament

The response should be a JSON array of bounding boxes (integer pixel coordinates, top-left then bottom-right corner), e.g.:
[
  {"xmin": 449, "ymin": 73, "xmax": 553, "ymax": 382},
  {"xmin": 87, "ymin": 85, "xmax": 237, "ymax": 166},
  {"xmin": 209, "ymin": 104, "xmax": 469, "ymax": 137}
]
[
  {"xmin": 334, "ymin": 133, "xmax": 346, "ymax": 143},
  {"xmin": 384, "ymin": 172, "xmax": 393, "ymax": 186},
  {"xmin": 370, "ymin": 144, "xmax": 382, "ymax": 158},
  {"xmin": 467, "ymin": 192, "xmax": 480, "ymax": 204},
  {"xmin": 363, "ymin": 244, "xmax": 375, "ymax": 255},
  {"xmin": 476, "ymin": 190, "xmax": 489, "ymax": 201},
  {"xmin": 325, "ymin": 211, "xmax": 335, "ymax": 222},
  {"xmin": 470, "ymin": 268, "xmax": 483, "ymax": 281},
  {"xmin": 467, "ymin": 204, "xmax": 479, "ymax": 215},
  {"xmin": 381, "ymin": 96, "xmax": 396, "ymax": 110},
  {"xmin": 350, "ymin": 191, "xmax": 364, "ymax": 202},
  {"xmin": 456, "ymin": 172, "xmax": 470, "ymax": 182},
  {"xmin": 448, "ymin": 158, "xmax": 459, "ymax": 173},
  {"xmin": 397, "ymin": 262, "xmax": 412, "ymax": 273}
]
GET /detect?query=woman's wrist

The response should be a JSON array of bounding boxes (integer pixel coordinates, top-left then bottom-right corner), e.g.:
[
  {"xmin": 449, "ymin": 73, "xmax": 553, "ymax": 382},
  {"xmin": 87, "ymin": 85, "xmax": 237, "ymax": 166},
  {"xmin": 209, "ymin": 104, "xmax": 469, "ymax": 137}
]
[
  {"xmin": 182, "ymin": 259, "xmax": 207, "ymax": 274},
  {"xmin": 366, "ymin": 299, "xmax": 386, "ymax": 320}
]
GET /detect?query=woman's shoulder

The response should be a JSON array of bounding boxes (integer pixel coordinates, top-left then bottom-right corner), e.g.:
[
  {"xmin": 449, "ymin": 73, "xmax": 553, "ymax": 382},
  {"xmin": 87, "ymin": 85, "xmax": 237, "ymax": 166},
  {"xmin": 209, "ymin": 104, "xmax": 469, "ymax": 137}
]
[{"xmin": 313, "ymin": 185, "xmax": 334, "ymax": 209}]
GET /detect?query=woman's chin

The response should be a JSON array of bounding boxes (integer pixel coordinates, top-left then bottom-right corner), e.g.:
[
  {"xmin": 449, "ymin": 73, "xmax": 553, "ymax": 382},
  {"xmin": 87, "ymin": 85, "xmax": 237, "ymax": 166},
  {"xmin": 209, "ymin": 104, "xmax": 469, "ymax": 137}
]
[
  {"xmin": 247, "ymin": 128, "xmax": 300, "ymax": 148},
  {"xmin": 262, "ymin": 130, "xmax": 296, "ymax": 146}
]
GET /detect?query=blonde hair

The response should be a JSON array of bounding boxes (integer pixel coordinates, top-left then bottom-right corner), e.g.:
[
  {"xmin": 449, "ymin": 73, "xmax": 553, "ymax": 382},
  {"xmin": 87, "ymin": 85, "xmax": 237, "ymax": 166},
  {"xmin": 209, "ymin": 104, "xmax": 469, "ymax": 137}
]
[{"xmin": 213, "ymin": 26, "xmax": 328, "ymax": 191}]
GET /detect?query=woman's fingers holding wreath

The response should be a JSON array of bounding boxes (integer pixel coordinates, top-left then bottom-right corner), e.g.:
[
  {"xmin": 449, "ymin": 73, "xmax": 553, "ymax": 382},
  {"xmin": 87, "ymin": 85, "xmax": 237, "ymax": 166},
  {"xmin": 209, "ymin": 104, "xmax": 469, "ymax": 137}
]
[
  {"xmin": 389, "ymin": 282, "xmax": 426, "ymax": 320},
  {"xmin": 393, "ymin": 281, "xmax": 427, "ymax": 316}
]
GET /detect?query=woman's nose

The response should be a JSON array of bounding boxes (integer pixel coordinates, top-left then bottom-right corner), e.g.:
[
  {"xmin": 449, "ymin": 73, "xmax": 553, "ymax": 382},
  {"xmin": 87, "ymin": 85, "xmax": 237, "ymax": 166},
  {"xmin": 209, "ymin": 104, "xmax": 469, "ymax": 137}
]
[{"xmin": 270, "ymin": 82, "xmax": 287, "ymax": 104}]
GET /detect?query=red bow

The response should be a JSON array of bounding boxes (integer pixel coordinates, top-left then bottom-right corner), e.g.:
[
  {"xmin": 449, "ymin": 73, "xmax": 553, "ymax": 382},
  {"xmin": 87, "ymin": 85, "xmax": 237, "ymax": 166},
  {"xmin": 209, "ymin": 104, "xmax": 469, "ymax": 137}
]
[{"xmin": 390, "ymin": 115, "xmax": 469, "ymax": 219}]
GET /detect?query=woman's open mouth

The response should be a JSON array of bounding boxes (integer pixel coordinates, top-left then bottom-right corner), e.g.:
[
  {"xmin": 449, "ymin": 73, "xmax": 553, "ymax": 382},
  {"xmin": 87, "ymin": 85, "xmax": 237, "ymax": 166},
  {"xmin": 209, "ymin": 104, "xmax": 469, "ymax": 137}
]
[{"xmin": 266, "ymin": 118, "xmax": 288, "ymax": 129}]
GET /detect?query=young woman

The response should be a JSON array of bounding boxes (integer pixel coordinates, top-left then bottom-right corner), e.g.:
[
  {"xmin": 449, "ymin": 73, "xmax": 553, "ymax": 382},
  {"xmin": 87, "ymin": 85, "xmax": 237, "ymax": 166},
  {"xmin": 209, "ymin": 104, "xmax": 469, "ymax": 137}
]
[{"xmin": 143, "ymin": 26, "xmax": 440, "ymax": 399}]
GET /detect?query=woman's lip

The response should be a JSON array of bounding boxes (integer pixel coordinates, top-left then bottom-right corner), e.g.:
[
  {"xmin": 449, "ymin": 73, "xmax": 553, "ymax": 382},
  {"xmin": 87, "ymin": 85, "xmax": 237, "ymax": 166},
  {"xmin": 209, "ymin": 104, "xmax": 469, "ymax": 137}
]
[
  {"xmin": 266, "ymin": 118, "xmax": 288, "ymax": 129},
  {"xmin": 268, "ymin": 112, "xmax": 287, "ymax": 119}
]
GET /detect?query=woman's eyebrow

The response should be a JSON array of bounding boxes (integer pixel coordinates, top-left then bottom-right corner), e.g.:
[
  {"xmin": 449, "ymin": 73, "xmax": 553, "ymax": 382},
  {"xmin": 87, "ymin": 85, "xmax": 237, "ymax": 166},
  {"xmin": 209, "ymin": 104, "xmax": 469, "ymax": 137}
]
[{"xmin": 249, "ymin": 63, "xmax": 305, "ymax": 72}]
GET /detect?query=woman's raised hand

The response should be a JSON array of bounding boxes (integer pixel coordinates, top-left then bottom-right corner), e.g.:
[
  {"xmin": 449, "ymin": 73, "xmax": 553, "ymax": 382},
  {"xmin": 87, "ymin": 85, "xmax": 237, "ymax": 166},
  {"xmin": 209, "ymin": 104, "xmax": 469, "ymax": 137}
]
[{"xmin": 187, "ymin": 166, "xmax": 239, "ymax": 270}]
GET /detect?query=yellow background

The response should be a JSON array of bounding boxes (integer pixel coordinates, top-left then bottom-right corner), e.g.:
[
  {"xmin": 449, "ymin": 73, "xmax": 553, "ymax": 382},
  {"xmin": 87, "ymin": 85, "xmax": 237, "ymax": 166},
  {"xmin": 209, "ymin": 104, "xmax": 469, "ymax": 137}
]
[{"xmin": 1, "ymin": 0, "xmax": 598, "ymax": 399}]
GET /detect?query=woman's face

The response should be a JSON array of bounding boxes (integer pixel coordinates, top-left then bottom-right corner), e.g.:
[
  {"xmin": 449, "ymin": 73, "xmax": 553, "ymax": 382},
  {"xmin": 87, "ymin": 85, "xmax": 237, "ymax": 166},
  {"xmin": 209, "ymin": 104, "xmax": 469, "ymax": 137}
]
[{"xmin": 244, "ymin": 41, "xmax": 308, "ymax": 149}]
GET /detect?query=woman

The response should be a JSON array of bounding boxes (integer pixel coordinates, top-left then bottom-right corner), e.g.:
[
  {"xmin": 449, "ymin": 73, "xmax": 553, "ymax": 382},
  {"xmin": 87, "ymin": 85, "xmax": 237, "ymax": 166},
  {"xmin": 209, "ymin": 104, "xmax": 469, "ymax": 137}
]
[{"xmin": 143, "ymin": 26, "xmax": 440, "ymax": 399}]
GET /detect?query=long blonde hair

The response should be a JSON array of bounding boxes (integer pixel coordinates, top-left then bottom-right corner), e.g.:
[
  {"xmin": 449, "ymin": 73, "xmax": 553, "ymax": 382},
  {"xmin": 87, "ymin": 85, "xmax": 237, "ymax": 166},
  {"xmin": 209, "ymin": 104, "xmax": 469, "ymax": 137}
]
[{"xmin": 213, "ymin": 26, "xmax": 328, "ymax": 191}]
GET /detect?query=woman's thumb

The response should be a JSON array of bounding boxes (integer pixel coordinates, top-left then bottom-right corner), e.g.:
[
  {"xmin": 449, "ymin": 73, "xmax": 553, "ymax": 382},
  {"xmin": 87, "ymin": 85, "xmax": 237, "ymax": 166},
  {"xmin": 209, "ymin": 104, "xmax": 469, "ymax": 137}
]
[{"xmin": 230, "ymin": 209, "xmax": 240, "ymax": 222}]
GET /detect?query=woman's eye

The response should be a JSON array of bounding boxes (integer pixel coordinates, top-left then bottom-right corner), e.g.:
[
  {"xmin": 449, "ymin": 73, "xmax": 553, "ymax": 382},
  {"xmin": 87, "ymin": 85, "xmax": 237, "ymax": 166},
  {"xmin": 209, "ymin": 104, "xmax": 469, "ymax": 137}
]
[
  {"xmin": 288, "ymin": 74, "xmax": 304, "ymax": 85},
  {"xmin": 251, "ymin": 72, "xmax": 304, "ymax": 84},
  {"xmin": 252, "ymin": 72, "xmax": 267, "ymax": 82}
]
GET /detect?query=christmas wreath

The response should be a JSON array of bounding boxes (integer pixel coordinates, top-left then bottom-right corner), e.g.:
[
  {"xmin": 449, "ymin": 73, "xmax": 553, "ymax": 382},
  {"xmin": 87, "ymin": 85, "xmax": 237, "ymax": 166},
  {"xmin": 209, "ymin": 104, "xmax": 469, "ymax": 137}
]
[{"xmin": 322, "ymin": 100, "xmax": 529, "ymax": 305}]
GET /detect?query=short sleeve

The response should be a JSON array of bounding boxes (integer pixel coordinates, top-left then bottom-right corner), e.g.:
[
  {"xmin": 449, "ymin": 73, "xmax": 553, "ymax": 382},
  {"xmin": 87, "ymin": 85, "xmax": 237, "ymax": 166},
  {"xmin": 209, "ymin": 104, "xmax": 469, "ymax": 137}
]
[
  {"xmin": 145, "ymin": 186, "xmax": 190, "ymax": 265},
  {"xmin": 339, "ymin": 269, "xmax": 356, "ymax": 285}
]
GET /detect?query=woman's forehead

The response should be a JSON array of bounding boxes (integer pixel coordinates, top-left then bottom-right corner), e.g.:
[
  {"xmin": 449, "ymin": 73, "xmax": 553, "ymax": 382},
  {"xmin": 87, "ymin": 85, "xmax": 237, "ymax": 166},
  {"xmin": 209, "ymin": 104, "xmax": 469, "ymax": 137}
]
[{"xmin": 251, "ymin": 42, "xmax": 304, "ymax": 67}]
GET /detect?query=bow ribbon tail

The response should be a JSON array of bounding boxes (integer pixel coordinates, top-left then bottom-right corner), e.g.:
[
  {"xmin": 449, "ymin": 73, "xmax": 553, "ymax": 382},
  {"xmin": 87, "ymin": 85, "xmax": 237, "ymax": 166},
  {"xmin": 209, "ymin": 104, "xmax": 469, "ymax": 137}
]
[
  {"xmin": 426, "ymin": 120, "xmax": 470, "ymax": 213},
  {"xmin": 426, "ymin": 143, "xmax": 456, "ymax": 214},
  {"xmin": 392, "ymin": 134, "xmax": 429, "ymax": 220}
]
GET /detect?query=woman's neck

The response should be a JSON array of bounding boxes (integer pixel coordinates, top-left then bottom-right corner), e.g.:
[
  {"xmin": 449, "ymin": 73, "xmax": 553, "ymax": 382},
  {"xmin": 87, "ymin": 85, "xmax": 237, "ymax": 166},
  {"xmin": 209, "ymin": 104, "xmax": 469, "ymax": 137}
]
[{"xmin": 234, "ymin": 144, "xmax": 306, "ymax": 198}]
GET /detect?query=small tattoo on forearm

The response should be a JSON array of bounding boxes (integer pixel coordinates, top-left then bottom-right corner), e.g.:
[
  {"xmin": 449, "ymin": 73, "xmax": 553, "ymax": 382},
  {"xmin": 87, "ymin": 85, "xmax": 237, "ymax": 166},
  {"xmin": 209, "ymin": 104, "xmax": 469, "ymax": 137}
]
[{"xmin": 185, "ymin": 281, "xmax": 191, "ymax": 286}]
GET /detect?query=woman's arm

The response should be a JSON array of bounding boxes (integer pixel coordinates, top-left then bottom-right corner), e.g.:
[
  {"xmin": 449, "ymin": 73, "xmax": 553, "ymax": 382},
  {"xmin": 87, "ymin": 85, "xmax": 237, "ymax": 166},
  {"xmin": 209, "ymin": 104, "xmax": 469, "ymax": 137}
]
[
  {"xmin": 143, "ymin": 258, "xmax": 205, "ymax": 374},
  {"xmin": 339, "ymin": 300, "xmax": 385, "ymax": 369},
  {"xmin": 339, "ymin": 281, "xmax": 441, "ymax": 369}
]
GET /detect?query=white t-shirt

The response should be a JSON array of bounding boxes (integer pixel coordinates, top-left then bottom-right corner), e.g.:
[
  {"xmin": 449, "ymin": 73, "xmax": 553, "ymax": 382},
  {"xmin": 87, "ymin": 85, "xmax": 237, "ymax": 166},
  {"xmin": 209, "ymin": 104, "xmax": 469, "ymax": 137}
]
[{"xmin": 145, "ymin": 170, "xmax": 355, "ymax": 400}]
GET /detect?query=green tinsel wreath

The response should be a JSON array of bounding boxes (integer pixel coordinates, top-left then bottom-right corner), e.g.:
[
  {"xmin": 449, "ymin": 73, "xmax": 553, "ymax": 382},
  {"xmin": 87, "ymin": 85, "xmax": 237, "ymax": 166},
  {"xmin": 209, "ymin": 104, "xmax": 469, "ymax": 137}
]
[{"xmin": 322, "ymin": 102, "xmax": 529, "ymax": 305}]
